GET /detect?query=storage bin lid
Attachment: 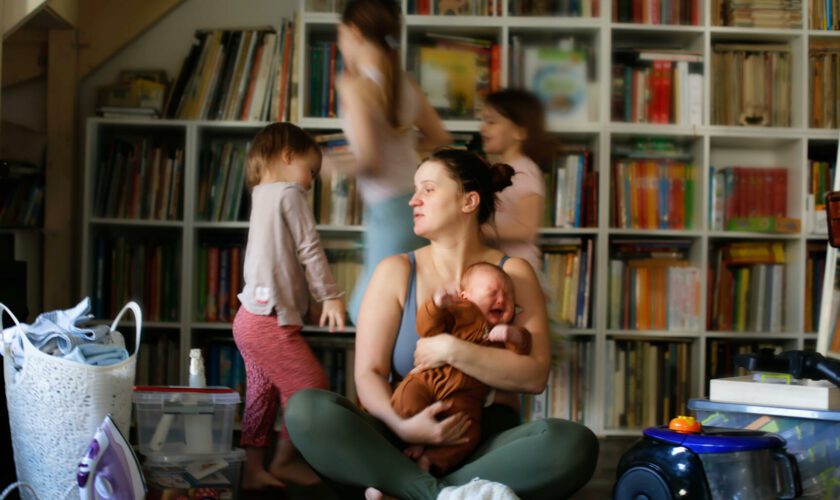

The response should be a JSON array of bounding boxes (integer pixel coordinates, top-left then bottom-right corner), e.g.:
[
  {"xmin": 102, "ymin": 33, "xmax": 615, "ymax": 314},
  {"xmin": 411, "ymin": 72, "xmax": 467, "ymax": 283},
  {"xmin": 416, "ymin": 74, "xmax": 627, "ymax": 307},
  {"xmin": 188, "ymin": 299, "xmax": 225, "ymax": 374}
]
[
  {"xmin": 142, "ymin": 447, "xmax": 246, "ymax": 465},
  {"xmin": 132, "ymin": 385, "xmax": 241, "ymax": 405}
]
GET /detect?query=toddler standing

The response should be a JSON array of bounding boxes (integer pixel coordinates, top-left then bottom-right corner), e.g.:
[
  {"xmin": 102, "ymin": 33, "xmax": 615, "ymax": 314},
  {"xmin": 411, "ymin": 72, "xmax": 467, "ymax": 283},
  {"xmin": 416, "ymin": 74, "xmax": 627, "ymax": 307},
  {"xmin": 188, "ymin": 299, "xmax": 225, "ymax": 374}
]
[{"xmin": 233, "ymin": 122, "xmax": 345, "ymax": 490}]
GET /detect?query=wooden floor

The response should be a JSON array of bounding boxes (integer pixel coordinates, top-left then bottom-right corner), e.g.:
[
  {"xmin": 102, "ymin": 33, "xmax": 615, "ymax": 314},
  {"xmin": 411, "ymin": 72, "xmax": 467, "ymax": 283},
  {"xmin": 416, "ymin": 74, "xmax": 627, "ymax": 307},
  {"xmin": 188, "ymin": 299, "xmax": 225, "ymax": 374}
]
[{"xmin": 240, "ymin": 436, "xmax": 639, "ymax": 500}]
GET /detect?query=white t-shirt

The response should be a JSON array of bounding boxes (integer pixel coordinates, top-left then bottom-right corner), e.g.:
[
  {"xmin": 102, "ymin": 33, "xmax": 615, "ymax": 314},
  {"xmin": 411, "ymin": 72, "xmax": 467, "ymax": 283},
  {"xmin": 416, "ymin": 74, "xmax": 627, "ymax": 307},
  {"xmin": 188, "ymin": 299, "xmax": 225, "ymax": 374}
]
[{"xmin": 340, "ymin": 68, "xmax": 421, "ymax": 205}]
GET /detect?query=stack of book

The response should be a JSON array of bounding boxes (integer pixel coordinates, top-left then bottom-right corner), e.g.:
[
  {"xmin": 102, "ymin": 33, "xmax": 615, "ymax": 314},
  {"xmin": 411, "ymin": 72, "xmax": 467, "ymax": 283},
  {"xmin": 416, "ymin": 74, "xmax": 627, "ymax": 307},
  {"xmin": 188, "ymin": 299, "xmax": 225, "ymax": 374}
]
[{"xmin": 165, "ymin": 21, "xmax": 297, "ymax": 121}]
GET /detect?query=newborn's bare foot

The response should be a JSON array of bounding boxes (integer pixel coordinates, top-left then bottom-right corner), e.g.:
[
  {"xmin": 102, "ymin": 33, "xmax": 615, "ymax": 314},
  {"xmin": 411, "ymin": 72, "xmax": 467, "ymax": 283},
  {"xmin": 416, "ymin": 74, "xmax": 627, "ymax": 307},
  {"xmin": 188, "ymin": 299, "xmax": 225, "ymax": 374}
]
[
  {"xmin": 241, "ymin": 468, "xmax": 286, "ymax": 491},
  {"xmin": 417, "ymin": 454, "xmax": 431, "ymax": 473},
  {"xmin": 365, "ymin": 487, "xmax": 398, "ymax": 500},
  {"xmin": 269, "ymin": 453, "xmax": 322, "ymax": 486},
  {"xmin": 403, "ymin": 444, "xmax": 425, "ymax": 460}
]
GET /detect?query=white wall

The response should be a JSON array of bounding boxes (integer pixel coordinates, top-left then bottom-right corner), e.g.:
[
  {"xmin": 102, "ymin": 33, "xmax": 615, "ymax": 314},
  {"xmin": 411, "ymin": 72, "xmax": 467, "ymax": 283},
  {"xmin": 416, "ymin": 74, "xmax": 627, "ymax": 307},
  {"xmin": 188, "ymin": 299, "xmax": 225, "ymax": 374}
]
[{"xmin": 79, "ymin": 0, "xmax": 299, "ymax": 119}]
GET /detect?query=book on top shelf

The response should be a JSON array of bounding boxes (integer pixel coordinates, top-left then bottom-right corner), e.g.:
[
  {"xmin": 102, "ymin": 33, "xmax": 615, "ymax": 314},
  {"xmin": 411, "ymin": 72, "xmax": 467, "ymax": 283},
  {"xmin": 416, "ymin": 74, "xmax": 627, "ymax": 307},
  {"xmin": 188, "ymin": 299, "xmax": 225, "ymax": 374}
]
[
  {"xmin": 165, "ymin": 22, "xmax": 296, "ymax": 121},
  {"xmin": 524, "ymin": 47, "xmax": 588, "ymax": 123}
]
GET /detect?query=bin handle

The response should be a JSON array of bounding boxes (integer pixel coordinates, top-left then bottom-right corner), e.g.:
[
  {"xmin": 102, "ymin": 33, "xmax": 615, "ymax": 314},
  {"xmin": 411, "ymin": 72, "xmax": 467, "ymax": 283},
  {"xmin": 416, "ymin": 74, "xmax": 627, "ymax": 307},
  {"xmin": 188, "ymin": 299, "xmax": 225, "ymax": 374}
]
[
  {"xmin": 110, "ymin": 301, "xmax": 142, "ymax": 357},
  {"xmin": 0, "ymin": 303, "xmax": 25, "ymax": 371}
]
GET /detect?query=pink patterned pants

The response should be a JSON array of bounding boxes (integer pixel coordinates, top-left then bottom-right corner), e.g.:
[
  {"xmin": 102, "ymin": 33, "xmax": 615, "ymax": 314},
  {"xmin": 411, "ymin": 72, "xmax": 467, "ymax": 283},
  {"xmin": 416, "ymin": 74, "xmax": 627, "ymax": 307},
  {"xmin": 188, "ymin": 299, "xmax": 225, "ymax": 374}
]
[{"xmin": 232, "ymin": 307, "xmax": 328, "ymax": 448}]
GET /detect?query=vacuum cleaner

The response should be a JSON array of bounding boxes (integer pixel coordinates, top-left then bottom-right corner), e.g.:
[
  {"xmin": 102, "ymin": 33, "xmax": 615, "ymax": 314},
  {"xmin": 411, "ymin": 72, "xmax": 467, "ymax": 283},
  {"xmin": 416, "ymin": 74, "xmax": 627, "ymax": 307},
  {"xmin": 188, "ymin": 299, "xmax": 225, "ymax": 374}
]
[{"xmin": 77, "ymin": 414, "xmax": 146, "ymax": 499}]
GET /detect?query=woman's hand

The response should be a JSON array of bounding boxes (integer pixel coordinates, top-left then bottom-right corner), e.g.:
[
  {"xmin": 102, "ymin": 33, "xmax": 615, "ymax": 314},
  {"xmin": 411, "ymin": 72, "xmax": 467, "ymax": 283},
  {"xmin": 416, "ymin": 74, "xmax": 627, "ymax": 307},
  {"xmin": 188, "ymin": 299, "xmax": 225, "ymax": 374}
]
[
  {"xmin": 412, "ymin": 335, "xmax": 456, "ymax": 372},
  {"xmin": 320, "ymin": 298, "xmax": 346, "ymax": 332},
  {"xmin": 396, "ymin": 400, "xmax": 471, "ymax": 446}
]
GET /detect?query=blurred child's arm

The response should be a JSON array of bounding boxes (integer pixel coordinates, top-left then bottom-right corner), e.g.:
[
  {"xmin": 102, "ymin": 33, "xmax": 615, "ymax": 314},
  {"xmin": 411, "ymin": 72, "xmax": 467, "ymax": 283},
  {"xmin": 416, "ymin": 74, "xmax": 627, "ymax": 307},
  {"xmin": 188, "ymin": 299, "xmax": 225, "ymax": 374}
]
[
  {"xmin": 408, "ymin": 77, "xmax": 452, "ymax": 154},
  {"xmin": 281, "ymin": 188, "xmax": 345, "ymax": 325},
  {"xmin": 487, "ymin": 324, "xmax": 532, "ymax": 355}
]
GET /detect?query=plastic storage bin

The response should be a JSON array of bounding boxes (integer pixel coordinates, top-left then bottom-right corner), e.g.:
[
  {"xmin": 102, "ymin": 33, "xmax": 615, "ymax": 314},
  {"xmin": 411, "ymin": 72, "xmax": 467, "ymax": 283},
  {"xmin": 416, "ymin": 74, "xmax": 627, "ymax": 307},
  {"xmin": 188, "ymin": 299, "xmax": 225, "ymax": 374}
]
[
  {"xmin": 142, "ymin": 448, "xmax": 245, "ymax": 499},
  {"xmin": 133, "ymin": 386, "xmax": 240, "ymax": 455},
  {"xmin": 689, "ymin": 398, "xmax": 840, "ymax": 500}
]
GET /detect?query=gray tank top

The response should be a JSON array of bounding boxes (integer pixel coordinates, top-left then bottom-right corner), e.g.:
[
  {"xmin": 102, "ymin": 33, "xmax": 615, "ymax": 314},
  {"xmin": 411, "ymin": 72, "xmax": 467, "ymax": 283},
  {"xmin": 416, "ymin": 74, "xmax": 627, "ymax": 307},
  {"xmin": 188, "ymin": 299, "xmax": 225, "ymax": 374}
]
[{"xmin": 392, "ymin": 252, "xmax": 510, "ymax": 378}]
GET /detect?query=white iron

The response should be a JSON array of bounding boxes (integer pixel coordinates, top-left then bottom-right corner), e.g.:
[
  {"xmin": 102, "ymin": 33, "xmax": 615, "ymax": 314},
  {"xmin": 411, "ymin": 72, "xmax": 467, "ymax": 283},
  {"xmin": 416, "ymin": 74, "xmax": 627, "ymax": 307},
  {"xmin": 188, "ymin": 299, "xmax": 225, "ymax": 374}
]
[{"xmin": 77, "ymin": 414, "xmax": 146, "ymax": 500}]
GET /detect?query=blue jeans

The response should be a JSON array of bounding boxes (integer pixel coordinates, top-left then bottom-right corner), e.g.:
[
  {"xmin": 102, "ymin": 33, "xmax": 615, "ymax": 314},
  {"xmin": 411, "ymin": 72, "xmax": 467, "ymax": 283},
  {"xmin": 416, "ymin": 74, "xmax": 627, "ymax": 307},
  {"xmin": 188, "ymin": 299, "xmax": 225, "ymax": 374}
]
[{"xmin": 348, "ymin": 193, "xmax": 425, "ymax": 325}]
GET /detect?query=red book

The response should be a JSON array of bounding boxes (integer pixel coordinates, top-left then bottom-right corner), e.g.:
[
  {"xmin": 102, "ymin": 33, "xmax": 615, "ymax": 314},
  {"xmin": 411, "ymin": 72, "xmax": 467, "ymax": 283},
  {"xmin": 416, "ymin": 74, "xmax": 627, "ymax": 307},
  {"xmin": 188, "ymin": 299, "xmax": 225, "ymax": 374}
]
[
  {"xmin": 229, "ymin": 246, "xmax": 241, "ymax": 314},
  {"xmin": 278, "ymin": 22, "xmax": 293, "ymax": 120},
  {"xmin": 206, "ymin": 246, "xmax": 220, "ymax": 322},
  {"xmin": 774, "ymin": 169, "xmax": 787, "ymax": 217},
  {"xmin": 660, "ymin": 60, "xmax": 672, "ymax": 123},
  {"xmin": 490, "ymin": 44, "xmax": 500, "ymax": 92},
  {"xmin": 240, "ymin": 34, "xmax": 265, "ymax": 121}
]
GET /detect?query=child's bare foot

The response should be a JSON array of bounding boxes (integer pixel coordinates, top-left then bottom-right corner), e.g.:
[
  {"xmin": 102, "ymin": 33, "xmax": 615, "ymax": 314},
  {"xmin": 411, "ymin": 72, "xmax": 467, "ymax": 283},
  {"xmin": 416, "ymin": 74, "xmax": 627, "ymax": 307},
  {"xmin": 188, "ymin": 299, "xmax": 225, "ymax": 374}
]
[
  {"xmin": 243, "ymin": 448, "xmax": 286, "ymax": 490},
  {"xmin": 269, "ymin": 452, "xmax": 322, "ymax": 485},
  {"xmin": 364, "ymin": 487, "xmax": 398, "ymax": 500},
  {"xmin": 242, "ymin": 468, "xmax": 286, "ymax": 491},
  {"xmin": 403, "ymin": 444, "xmax": 425, "ymax": 460}
]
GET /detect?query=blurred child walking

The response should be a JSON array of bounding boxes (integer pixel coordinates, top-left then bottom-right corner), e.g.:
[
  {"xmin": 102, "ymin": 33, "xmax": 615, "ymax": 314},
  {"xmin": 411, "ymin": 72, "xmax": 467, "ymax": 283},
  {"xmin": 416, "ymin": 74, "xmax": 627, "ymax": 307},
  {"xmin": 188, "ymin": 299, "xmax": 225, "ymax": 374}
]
[
  {"xmin": 480, "ymin": 89, "xmax": 551, "ymax": 274},
  {"xmin": 331, "ymin": 0, "xmax": 451, "ymax": 323},
  {"xmin": 233, "ymin": 122, "xmax": 346, "ymax": 490}
]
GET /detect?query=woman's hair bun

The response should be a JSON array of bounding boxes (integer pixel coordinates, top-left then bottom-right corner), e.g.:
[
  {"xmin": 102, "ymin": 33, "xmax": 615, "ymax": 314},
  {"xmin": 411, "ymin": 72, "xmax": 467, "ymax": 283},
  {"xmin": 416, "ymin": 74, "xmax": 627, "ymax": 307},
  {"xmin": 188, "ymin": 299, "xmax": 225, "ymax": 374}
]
[{"xmin": 489, "ymin": 163, "xmax": 515, "ymax": 193}]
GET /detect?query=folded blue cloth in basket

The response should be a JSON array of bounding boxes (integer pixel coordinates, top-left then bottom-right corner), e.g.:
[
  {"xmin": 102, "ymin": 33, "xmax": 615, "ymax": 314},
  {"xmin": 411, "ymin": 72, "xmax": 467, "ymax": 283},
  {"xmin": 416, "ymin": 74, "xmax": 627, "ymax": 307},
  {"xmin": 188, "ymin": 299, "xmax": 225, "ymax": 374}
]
[{"xmin": 2, "ymin": 297, "xmax": 129, "ymax": 367}]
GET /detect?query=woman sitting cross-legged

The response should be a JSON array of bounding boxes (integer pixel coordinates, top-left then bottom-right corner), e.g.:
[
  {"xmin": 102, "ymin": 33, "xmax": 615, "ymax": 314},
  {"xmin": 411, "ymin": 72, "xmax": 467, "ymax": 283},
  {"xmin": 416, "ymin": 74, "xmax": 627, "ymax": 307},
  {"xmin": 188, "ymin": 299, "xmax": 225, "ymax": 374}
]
[{"xmin": 285, "ymin": 148, "xmax": 599, "ymax": 500}]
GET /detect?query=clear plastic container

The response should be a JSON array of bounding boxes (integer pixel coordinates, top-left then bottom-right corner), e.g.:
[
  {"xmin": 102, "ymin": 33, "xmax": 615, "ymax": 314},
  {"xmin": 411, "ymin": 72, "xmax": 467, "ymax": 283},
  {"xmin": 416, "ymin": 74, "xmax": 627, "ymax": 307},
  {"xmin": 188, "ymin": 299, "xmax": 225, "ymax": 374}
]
[
  {"xmin": 699, "ymin": 448, "xmax": 789, "ymax": 500},
  {"xmin": 133, "ymin": 386, "xmax": 240, "ymax": 455},
  {"xmin": 690, "ymin": 398, "xmax": 840, "ymax": 500},
  {"xmin": 142, "ymin": 448, "xmax": 245, "ymax": 499}
]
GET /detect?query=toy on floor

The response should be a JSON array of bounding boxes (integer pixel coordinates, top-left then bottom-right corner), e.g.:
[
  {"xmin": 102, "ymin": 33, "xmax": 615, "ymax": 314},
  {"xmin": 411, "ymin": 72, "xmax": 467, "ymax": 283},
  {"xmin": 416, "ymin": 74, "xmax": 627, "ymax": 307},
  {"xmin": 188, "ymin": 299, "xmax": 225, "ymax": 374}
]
[{"xmin": 614, "ymin": 416, "xmax": 801, "ymax": 500}]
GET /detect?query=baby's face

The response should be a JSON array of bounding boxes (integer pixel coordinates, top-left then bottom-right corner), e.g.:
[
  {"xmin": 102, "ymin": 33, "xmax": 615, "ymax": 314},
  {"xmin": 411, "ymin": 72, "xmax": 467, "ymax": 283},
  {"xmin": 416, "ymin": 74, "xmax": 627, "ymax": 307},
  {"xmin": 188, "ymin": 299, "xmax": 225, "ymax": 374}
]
[{"xmin": 461, "ymin": 269, "xmax": 515, "ymax": 326}]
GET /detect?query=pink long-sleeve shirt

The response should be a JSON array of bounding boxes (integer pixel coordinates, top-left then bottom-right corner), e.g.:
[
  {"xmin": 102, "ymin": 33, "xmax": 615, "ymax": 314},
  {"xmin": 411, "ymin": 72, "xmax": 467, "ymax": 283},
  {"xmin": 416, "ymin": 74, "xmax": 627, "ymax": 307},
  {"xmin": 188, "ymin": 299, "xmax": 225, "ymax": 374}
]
[{"xmin": 237, "ymin": 182, "xmax": 342, "ymax": 326}]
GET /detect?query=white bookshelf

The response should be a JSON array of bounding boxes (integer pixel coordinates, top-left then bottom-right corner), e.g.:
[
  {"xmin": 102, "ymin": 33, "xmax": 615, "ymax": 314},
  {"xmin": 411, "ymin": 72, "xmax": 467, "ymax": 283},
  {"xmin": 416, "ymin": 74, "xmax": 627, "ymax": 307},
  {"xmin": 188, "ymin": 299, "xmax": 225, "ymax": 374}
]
[{"xmin": 79, "ymin": 0, "xmax": 838, "ymax": 436}]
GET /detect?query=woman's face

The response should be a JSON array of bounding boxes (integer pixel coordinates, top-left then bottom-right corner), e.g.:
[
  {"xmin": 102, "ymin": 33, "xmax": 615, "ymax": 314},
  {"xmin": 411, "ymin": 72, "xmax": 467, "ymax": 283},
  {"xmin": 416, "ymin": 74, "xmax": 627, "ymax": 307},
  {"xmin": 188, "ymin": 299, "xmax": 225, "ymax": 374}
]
[
  {"xmin": 409, "ymin": 160, "xmax": 466, "ymax": 237},
  {"xmin": 480, "ymin": 105, "xmax": 524, "ymax": 156}
]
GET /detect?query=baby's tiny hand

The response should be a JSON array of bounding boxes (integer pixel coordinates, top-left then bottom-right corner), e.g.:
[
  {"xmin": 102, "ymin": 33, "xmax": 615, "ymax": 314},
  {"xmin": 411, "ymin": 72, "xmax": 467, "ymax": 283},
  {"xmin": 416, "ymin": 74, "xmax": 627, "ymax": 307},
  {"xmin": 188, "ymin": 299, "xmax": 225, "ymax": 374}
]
[
  {"xmin": 433, "ymin": 284, "xmax": 460, "ymax": 309},
  {"xmin": 487, "ymin": 324, "xmax": 512, "ymax": 343}
]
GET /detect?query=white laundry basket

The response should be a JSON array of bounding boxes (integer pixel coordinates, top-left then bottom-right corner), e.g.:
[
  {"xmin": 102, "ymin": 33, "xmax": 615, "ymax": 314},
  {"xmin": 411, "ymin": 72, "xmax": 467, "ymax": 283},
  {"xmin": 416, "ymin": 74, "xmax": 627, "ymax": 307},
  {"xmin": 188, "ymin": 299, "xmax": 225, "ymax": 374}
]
[{"xmin": 1, "ymin": 301, "xmax": 142, "ymax": 500}]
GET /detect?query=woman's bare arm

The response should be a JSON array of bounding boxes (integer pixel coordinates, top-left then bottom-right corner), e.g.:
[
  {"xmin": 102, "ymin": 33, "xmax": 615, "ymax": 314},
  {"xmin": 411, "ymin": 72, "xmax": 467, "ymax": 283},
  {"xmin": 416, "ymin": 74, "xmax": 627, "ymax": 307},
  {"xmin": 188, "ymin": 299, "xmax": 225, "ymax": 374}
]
[
  {"xmin": 355, "ymin": 255, "xmax": 410, "ymax": 428},
  {"xmin": 413, "ymin": 257, "xmax": 550, "ymax": 394},
  {"xmin": 355, "ymin": 254, "xmax": 472, "ymax": 444}
]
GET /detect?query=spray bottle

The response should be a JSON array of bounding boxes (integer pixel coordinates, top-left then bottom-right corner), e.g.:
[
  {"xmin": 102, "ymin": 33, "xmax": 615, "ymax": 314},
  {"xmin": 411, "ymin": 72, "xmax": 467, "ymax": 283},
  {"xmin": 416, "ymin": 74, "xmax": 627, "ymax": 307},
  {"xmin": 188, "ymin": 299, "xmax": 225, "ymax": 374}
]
[{"xmin": 184, "ymin": 348, "xmax": 213, "ymax": 453}]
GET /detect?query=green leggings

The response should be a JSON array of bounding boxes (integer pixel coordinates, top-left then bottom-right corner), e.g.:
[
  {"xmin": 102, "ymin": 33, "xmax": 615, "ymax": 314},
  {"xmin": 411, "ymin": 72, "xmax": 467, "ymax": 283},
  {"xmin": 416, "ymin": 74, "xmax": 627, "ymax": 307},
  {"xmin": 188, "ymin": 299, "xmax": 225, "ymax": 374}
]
[{"xmin": 285, "ymin": 389, "xmax": 599, "ymax": 500}]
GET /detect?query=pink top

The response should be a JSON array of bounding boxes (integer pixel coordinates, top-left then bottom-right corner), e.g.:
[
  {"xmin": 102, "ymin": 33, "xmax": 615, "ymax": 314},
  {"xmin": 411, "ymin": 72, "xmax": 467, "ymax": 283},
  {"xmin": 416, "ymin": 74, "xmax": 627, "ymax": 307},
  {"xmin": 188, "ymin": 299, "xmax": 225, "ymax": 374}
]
[
  {"xmin": 492, "ymin": 156, "xmax": 546, "ymax": 273},
  {"xmin": 237, "ymin": 182, "xmax": 342, "ymax": 326}
]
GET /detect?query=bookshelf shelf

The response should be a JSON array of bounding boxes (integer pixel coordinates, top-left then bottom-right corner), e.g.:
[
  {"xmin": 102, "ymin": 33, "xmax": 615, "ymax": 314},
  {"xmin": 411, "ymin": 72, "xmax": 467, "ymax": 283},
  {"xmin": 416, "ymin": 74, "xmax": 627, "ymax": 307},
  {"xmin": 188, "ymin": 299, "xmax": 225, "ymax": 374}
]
[
  {"xmin": 90, "ymin": 218, "xmax": 184, "ymax": 227},
  {"xmin": 608, "ymin": 229, "xmax": 704, "ymax": 237},
  {"xmin": 708, "ymin": 26, "xmax": 804, "ymax": 39},
  {"xmin": 607, "ymin": 330, "xmax": 701, "ymax": 339},
  {"xmin": 79, "ymin": 0, "xmax": 840, "ymax": 437},
  {"xmin": 558, "ymin": 329, "xmax": 598, "ymax": 337},
  {"xmin": 405, "ymin": 14, "xmax": 506, "ymax": 27},
  {"xmin": 298, "ymin": 117, "xmax": 342, "ymax": 130},
  {"xmin": 610, "ymin": 124, "xmax": 702, "ymax": 136},
  {"xmin": 539, "ymin": 227, "xmax": 599, "ymax": 236},
  {"xmin": 503, "ymin": 17, "xmax": 601, "ymax": 30},
  {"xmin": 704, "ymin": 332, "xmax": 803, "ymax": 340},
  {"xmin": 707, "ymin": 231, "xmax": 802, "ymax": 240},
  {"xmin": 611, "ymin": 23, "xmax": 705, "ymax": 33}
]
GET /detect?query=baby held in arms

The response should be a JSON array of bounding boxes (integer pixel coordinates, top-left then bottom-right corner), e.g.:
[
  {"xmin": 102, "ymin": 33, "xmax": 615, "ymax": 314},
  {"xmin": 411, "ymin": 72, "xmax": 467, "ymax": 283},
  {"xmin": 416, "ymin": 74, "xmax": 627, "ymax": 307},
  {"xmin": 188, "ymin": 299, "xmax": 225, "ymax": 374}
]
[{"xmin": 390, "ymin": 261, "xmax": 532, "ymax": 475}]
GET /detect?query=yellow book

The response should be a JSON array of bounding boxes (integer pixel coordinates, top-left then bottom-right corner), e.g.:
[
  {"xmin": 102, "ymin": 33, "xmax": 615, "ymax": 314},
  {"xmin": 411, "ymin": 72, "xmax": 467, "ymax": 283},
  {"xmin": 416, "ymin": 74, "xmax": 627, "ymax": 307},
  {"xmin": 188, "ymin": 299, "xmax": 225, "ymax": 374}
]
[{"xmin": 419, "ymin": 46, "xmax": 478, "ymax": 117}]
